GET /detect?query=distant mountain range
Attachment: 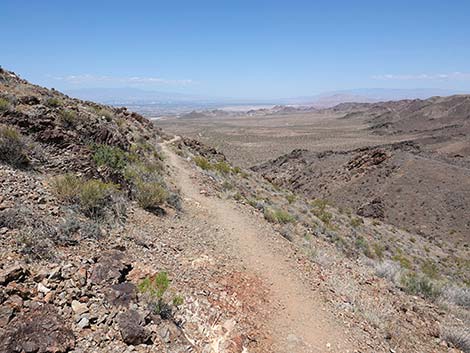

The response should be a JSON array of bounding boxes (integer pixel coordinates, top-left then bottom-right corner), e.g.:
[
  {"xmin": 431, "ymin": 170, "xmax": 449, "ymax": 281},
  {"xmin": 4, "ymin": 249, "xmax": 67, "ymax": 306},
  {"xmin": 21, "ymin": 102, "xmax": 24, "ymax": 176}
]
[
  {"xmin": 64, "ymin": 87, "xmax": 468, "ymax": 113},
  {"xmin": 286, "ymin": 88, "xmax": 466, "ymax": 107}
]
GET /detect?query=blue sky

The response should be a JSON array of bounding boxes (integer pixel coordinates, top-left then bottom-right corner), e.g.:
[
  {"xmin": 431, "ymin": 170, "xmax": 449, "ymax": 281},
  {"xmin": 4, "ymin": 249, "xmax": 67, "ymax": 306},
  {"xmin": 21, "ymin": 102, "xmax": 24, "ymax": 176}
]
[{"xmin": 1, "ymin": 0, "xmax": 470, "ymax": 99}]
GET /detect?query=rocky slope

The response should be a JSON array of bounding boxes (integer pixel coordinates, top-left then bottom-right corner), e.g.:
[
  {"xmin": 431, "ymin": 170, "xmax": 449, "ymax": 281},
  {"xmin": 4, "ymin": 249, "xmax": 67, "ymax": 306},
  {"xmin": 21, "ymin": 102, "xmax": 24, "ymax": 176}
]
[{"xmin": 0, "ymin": 69, "xmax": 262, "ymax": 353}]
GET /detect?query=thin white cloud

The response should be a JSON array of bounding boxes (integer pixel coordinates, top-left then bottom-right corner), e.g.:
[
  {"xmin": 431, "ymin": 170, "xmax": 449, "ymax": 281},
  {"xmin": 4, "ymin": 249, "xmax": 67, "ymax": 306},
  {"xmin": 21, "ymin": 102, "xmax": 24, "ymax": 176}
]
[
  {"xmin": 52, "ymin": 74, "xmax": 193, "ymax": 86},
  {"xmin": 372, "ymin": 72, "xmax": 470, "ymax": 81}
]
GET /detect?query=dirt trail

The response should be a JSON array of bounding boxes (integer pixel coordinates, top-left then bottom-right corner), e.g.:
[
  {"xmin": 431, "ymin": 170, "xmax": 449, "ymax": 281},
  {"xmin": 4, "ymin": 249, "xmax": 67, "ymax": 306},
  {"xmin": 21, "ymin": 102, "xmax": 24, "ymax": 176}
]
[{"xmin": 161, "ymin": 137, "xmax": 356, "ymax": 353}]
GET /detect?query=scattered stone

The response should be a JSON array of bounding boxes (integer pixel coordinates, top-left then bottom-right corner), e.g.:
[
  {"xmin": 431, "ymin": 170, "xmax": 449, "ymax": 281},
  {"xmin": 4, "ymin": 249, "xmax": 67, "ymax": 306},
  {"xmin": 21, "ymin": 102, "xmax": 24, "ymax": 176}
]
[
  {"xmin": 0, "ymin": 264, "xmax": 28, "ymax": 285},
  {"xmin": 71, "ymin": 300, "xmax": 89, "ymax": 315},
  {"xmin": 105, "ymin": 282, "xmax": 137, "ymax": 308},
  {"xmin": 90, "ymin": 251, "xmax": 131, "ymax": 285},
  {"xmin": 37, "ymin": 283, "xmax": 51, "ymax": 294},
  {"xmin": 0, "ymin": 304, "xmax": 75, "ymax": 353},
  {"xmin": 117, "ymin": 310, "xmax": 150, "ymax": 345},
  {"xmin": 77, "ymin": 317, "xmax": 90, "ymax": 329}
]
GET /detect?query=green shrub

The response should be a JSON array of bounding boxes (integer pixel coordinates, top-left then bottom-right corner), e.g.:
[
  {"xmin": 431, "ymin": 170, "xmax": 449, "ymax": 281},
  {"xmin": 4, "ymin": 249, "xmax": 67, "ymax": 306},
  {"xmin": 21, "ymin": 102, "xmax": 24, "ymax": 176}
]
[
  {"xmin": 400, "ymin": 272, "xmax": 440, "ymax": 299},
  {"xmin": 264, "ymin": 208, "xmax": 295, "ymax": 224},
  {"xmin": 79, "ymin": 179, "xmax": 116, "ymax": 217},
  {"xmin": 0, "ymin": 125, "xmax": 30, "ymax": 167},
  {"xmin": 92, "ymin": 144, "xmax": 128, "ymax": 171},
  {"xmin": 373, "ymin": 243, "xmax": 384, "ymax": 260},
  {"xmin": 311, "ymin": 198, "xmax": 328, "ymax": 210},
  {"xmin": 286, "ymin": 194, "xmax": 296, "ymax": 204},
  {"xmin": 194, "ymin": 156, "xmax": 212, "ymax": 170},
  {"xmin": 355, "ymin": 236, "xmax": 373, "ymax": 258},
  {"xmin": 311, "ymin": 198, "xmax": 333, "ymax": 225},
  {"xmin": 421, "ymin": 260, "xmax": 440, "ymax": 279},
  {"xmin": 94, "ymin": 107, "xmax": 113, "ymax": 120},
  {"xmin": 350, "ymin": 217, "xmax": 364, "ymax": 228},
  {"xmin": 135, "ymin": 181, "xmax": 168, "ymax": 210},
  {"xmin": 0, "ymin": 97, "xmax": 11, "ymax": 112},
  {"xmin": 213, "ymin": 161, "xmax": 231, "ymax": 174},
  {"xmin": 45, "ymin": 97, "xmax": 61, "ymax": 107},
  {"xmin": 51, "ymin": 174, "xmax": 82, "ymax": 202},
  {"xmin": 124, "ymin": 160, "xmax": 163, "ymax": 183},
  {"xmin": 138, "ymin": 272, "xmax": 170, "ymax": 300},
  {"xmin": 59, "ymin": 109, "xmax": 78, "ymax": 126},
  {"xmin": 392, "ymin": 252, "xmax": 412, "ymax": 269},
  {"xmin": 138, "ymin": 272, "xmax": 183, "ymax": 315},
  {"xmin": 52, "ymin": 175, "xmax": 116, "ymax": 218}
]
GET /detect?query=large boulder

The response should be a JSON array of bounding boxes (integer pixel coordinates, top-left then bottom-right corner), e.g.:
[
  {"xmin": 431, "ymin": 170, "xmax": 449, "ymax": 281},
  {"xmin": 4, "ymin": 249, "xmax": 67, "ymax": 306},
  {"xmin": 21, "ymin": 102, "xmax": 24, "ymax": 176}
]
[{"xmin": 0, "ymin": 305, "xmax": 75, "ymax": 353}]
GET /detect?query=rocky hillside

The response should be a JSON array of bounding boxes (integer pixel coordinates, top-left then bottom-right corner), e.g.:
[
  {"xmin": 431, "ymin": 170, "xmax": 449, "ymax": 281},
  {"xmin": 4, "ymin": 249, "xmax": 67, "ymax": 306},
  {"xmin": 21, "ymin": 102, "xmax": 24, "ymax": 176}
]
[{"xmin": 0, "ymin": 69, "xmax": 256, "ymax": 353}]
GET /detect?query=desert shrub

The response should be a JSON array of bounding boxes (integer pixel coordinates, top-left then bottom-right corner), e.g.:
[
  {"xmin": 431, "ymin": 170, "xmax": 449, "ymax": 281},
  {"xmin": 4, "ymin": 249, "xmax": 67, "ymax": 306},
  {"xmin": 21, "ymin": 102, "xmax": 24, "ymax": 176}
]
[
  {"xmin": 313, "ymin": 208, "xmax": 333, "ymax": 226},
  {"xmin": 213, "ymin": 161, "xmax": 231, "ymax": 174},
  {"xmin": 57, "ymin": 215, "xmax": 102, "ymax": 244},
  {"xmin": 355, "ymin": 236, "xmax": 373, "ymax": 258},
  {"xmin": 92, "ymin": 144, "xmax": 128, "ymax": 171},
  {"xmin": 166, "ymin": 192, "xmax": 182, "ymax": 211},
  {"xmin": 124, "ymin": 160, "xmax": 163, "ymax": 183},
  {"xmin": 79, "ymin": 179, "xmax": 117, "ymax": 217},
  {"xmin": 350, "ymin": 217, "xmax": 364, "ymax": 228},
  {"xmin": 135, "ymin": 181, "xmax": 168, "ymax": 210},
  {"xmin": 400, "ymin": 272, "xmax": 440, "ymax": 299},
  {"xmin": 93, "ymin": 107, "xmax": 113, "ymax": 120},
  {"xmin": 51, "ymin": 174, "xmax": 82, "ymax": 202},
  {"xmin": 264, "ymin": 207, "xmax": 295, "ymax": 224},
  {"xmin": 392, "ymin": 252, "xmax": 412, "ymax": 269},
  {"xmin": 441, "ymin": 326, "xmax": 470, "ymax": 352},
  {"xmin": 311, "ymin": 198, "xmax": 328, "ymax": 210},
  {"xmin": 53, "ymin": 174, "xmax": 118, "ymax": 217},
  {"xmin": 59, "ymin": 109, "xmax": 78, "ymax": 126},
  {"xmin": 372, "ymin": 243, "xmax": 384, "ymax": 260},
  {"xmin": 194, "ymin": 156, "xmax": 212, "ymax": 170},
  {"xmin": 441, "ymin": 285, "xmax": 470, "ymax": 308},
  {"xmin": 0, "ymin": 125, "xmax": 30, "ymax": 167},
  {"xmin": 421, "ymin": 260, "xmax": 440, "ymax": 279},
  {"xmin": 0, "ymin": 206, "xmax": 34, "ymax": 229},
  {"xmin": 45, "ymin": 97, "xmax": 62, "ymax": 107},
  {"xmin": 138, "ymin": 272, "xmax": 182, "ymax": 317},
  {"xmin": 17, "ymin": 229, "xmax": 55, "ymax": 260},
  {"xmin": 0, "ymin": 97, "xmax": 11, "ymax": 112},
  {"xmin": 375, "ymin": 260, "xmax": 401, "ymax": 282},
  {"xmin": 286, "ymin": 194, "xmax": 296, "ymax": 204}
]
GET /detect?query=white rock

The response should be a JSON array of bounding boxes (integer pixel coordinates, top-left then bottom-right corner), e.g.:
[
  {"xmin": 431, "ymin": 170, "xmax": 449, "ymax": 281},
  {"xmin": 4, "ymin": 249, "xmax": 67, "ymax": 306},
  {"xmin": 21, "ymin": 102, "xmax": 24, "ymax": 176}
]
[{"xmin": 37, "ymin": 283, "xmax": 51, "ymax": 294}]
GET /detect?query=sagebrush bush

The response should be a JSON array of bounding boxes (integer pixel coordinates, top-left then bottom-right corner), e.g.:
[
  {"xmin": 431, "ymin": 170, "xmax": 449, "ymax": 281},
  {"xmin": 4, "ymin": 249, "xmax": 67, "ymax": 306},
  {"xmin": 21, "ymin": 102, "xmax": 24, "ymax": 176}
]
[
  {"xmin": 51, "ymin": 174, "xmax": 82, "ymax": 202},
  {"xmin": 59, "ymin": 109, "xmax": 78, "ymax": 126},
  {"xmin": 45, "ymin": 97, "xmax": 62, "ymax": 107},
  {"xmin": 0, "ymin": 125, "xmax": 30, "ymax": 167},
  {"xmin": 350, "ymin": 217, "xmax": 364, "ymax": 228},
  {"xmin": 52, "ymin": 174, "xmax": 117, "ymax": 217},
  {"xmin": 400, "ymin": 272, "xmax": 441, "ymax": 299},
  {"xmin": 264, "ymin": 207, "xmax": 295, "ymax": 224},
  {"xmin": 93, "ymin": 144, "xmax": 128, "ymax": 171},
  {"xmin": 0, "ymin": 97, "xmax": 11, "ymax": 112},
  {"xmin": 441, "ymin": 285, "xmax": 470, "ymax": 308},
  {"xmin": 375, "ymin": 260, "xmax": 401, "ymax": 282},
  {"xmin": 135, "ymin": 181, "xmax": 168, "ymax": 210},
  {"xmin": 441, "ymin": 326, "xmax": 470, "ymax": 353},
  {"xmin": 124, "ymin": 160, "xmax": 163, "ymax": 183},
  {"xmin": 79, "ymin": 179, "xmax": 116, "ymax": 217},
  {"xmin": 213, "ymin": 161, "xmax": 231, "ymax": 174},
  {"xmin": 194, "ymin": 156, "xmax": 212, "ymax": 170}
]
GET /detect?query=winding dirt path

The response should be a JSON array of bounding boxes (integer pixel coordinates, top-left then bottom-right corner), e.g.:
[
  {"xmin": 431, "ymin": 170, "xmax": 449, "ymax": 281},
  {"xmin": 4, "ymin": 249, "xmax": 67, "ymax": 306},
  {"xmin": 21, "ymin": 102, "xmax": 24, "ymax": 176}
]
[{"xmin": 161, "ymin": 137, "xmax": 357, "ymax": 353}]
